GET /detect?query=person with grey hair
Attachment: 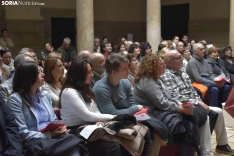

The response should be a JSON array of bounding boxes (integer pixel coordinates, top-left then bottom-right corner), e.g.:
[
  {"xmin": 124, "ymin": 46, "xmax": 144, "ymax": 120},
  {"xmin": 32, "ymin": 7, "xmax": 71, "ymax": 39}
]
[
  {"xmin": 186, "ymin": 43, "xmax": 230, "ymax": 108},
  {"xmin": 0, "ymin": 54, "xmax": 35, "ymax": 103},
  {"xmin": 161, "ymin": 40, "xmax": 168, "ymax": 47},
  {"xmin": 57, "ymin": 37, "xmax": 77, "ymax": 68},
  {"xmin": 93, "ymin": 53, "xmax": 160, "ymax": 156},
  {"xmin": 176, "ymin": 41, "xmax": 184, "ymax": 53},
  {"xmin": 94, "ymin": 37, "xmax": 100, "ymax": 52},
  {"xmin": 77, "ymin": 50, "xmax": 91, "ymax": 60},
  {"xmin": 161, "ymin": 50, "xmax": 234, "ymax": 155},
  {"xmin": 88, "ymin": 53, "xmax": 106, "ymax": 87}
]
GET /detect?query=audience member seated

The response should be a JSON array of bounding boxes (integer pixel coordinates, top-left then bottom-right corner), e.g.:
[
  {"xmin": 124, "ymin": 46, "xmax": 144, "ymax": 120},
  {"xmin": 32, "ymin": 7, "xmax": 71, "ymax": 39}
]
[
  {"xmin": 8, "ymin": 62, "xmax": 87, "ymax": 156},
  {"xmin": 167, "ymin": 40, "xmax": 174, "ymax": 50},
  {"xmin": 133, "ymin": 54, "xmax": 198, "ymax": 156},
  {"xmin": 156, "ymin": 44, "xmax": 166, "ymax": 55},
  {"xmin": 77, "ymin": 50, "xmax": 91, "ymax": 60},
  {"xmin": 206, "ymin": 45, "xmax": 230, "ymax": 81},
  {"xmin": 0, "ymin": 48, "xmax": 14, "ymax": 74},
  {"xmin": 175, "ymin": 41, "xmax": 184, "ymax": 53},
  {"xmin": 102, "ymin": 36, "xmax": 108, "ymax": 43},
  {"xmin": 0, "ymin": 95, "xmax": 22, "ymax": 156},
  {"xmin": 124, "ymin": 53, "xmax": 138, "ymax": 88},
  {"xmin": 94, "ymin": 37, "xmax": 100, "ymax": 52},
  {"xmin": 158, "ymin": 47, "xmax": 170, "ymax": 59},
  {"xmin": 40, "ymin": 42, "xmax": 55, "ymax": 67},
  {"xmin": 42, "ymin": 57, "xmax": 65, "ymax": 109},
  {"xmin": 125, "ymin": 40, "xmax": 133, "ymax": 51},
  {"xmin": 0, "ymin": 56, "xmax": 9, "ymax": 83},
  {"xmin": 186, "ymin": 43, "xmax": 230, "ymax": 108},
  {"xmin": 161, "ymin": 50, "xmax": 234, "ymax": 155},
  {"xmin": 140, "ymin": 43, "xmax": 152, "ymax": 62},
  {"xmin": 88, "ymin": 53, "xmax": 106, "ymax": 88},
  {"xmin": 172, "ymin": 36, "xmax": 179, "ymax": 50},
  {"xmin": 0, "ymin": 54, "xmax": 35, "ymax": 104},
  {"xmin": 181, "ymin": 47, "xmax": 191, "ymax": 69},
  {"xmin": 120, "ymin": 37, "xmax": 126, "ymax": 44},
  {"xmin": 0, "ymin": 29, "xmax": 14, "ymax": 48},
  {"xmin": 189, "ymin": 39, "xmax": 196, "ymax": 56},
  {"xmin": 219, "ymin": 45, "xmax": 234, "ymax": 77},
  {"xmin": 57, "ymin": 37, "xmax": 77, "ymax": 68},
  {"xmin": 128, "ymin": 44, "xmax": 141, "ymax": 65},
  {"xmin": 59, "ymin": 59, "xmax": 133, "ymax": 156},
  {"xmin": 161, "ymin": 40, "xmax": 168, "ymax": 47},
  {"xmin": 100, "ymin": 42, "xmax": 112, "ymax": 59},
  {"xmin": 93, "ymin": 53, "xmax": 161, "ymax": 156},
  {"xmin": 117, "ymin": 43, "xmax": 128, "ymax": 54}
]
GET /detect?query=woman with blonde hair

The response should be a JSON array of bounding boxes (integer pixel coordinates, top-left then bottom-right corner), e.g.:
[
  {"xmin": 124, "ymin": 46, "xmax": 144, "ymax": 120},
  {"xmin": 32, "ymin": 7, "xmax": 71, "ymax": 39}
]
[
  {"xmin": 159, "ymin": 47, "xmax": 170, "ymax": 59},
  {"xmin": 133, "ymin": 54, "xmax": 198, "ymax": 156}
]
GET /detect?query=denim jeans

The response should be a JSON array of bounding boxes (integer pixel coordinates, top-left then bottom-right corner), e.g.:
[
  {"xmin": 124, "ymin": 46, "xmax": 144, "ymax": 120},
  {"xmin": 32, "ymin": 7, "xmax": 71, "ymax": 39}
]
[{"xmin": 205, "ymin": 84, "xmax": 230, "ymax": 108}]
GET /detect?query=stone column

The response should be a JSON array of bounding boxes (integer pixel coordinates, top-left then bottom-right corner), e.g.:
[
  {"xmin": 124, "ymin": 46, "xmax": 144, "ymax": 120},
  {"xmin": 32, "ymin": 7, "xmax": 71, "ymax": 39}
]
[
  {"xmin": 76, "ymin": 0, "xmax": 94, "ymax": 53},
  {"xmin": 230, "ymin": 0, "xmax": 234, "ymax": 50},
  {"xmin": 146, "ymin": 0, "xmax": 161, "ymax": 53}
]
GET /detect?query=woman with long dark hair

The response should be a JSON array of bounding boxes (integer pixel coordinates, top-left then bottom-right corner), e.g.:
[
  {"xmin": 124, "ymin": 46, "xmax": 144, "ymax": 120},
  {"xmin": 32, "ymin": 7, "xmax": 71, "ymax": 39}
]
[
  {"xmin": 8, "ymin": 62, "xmax": 87, "ymax": 156},
  {"xmin": 128, "ymin": 44, "xmax": 141, "ymax": 65},
  {"xmin": 59, "ymin": 59, "xmax": 133, "ymax": 156}
]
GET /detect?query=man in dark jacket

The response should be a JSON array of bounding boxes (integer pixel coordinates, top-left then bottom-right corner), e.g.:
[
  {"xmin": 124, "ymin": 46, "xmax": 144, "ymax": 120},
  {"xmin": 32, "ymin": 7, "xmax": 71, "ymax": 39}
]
[
  {"xmin": 57, "ymin": 37, "xmax": 77, "ymax": 68},
  {"xmin": 0, "ymin": 94, "xmax": 22, "ymax": 155}
]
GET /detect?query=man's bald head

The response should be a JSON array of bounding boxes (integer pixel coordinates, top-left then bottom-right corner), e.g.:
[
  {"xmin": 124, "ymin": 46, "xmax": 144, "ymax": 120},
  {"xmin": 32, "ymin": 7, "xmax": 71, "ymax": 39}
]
[
  {"xmin": 164, "ymin": 50, "xmax": 179, "ymax": 62},
  {"xmin": 164, "ymin": 50, "xmax": 183, "ymax": 72},
  {"xmin": 88, "ymin": 53, "xmax": 105, "ymax": 75},
  {"xmin": 77, "ymin": 50, "xmax": 91, "ymax": 60}
]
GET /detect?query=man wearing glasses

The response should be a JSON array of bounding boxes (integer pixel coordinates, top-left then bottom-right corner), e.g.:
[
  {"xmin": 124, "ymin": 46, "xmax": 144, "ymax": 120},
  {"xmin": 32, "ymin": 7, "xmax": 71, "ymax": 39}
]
[
  {"xmin": 186, "ymin": 43, "xmax": 230, "ymax": 108},
  {"xmin": 161, "ymin": 50, "xmax": 234, "ymax": 155}
]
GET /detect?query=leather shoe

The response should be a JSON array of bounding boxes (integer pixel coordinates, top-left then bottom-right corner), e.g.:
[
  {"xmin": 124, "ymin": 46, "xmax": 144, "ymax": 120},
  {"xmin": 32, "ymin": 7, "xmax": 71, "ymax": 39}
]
[{"xmin": 216, "ymin": 144, "xmax": 234, "ymax": 155}]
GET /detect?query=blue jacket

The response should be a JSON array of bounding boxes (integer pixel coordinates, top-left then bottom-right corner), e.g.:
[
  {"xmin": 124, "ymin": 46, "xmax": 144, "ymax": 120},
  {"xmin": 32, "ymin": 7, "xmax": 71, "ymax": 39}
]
[{"xmin": 8, "ymin": 90, "xmax": 57, "ymax": 141}]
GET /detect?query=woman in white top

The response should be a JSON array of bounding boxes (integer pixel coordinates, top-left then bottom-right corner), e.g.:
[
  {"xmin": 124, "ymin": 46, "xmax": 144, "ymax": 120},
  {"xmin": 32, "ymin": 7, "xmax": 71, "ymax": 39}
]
[
  {"xmin": 42, "ymin": 57, "xmax": 65, "ymax": 109},
  {"xmin": 181, "ymin": 47, "xmax": 191, "ymax": 69},
  {"xmin": 59, "ymin": 59, "xmax": 132, "ymax": 156}
]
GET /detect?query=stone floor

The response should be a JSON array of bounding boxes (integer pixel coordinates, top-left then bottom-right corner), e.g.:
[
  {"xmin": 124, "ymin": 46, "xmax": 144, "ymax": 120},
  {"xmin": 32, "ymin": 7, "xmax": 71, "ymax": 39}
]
[{"xmin": 212, "ymin": 127, "xmax": 234, "ymax": 156}]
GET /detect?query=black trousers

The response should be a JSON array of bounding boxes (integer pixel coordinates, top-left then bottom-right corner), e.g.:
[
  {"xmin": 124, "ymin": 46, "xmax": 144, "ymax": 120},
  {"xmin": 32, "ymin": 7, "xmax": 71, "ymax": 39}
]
[{"xmin": 87, "ymin": 140, "xmax": 132, "ymax": 156}]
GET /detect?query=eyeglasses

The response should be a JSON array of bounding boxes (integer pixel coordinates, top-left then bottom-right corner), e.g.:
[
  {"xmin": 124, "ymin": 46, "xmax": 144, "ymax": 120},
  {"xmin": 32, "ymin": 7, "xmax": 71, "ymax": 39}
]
[
  {"xmin": 199, "ymin": 48, "xmax": 205, "ymax": 51},
  {"xmin": 170, "ymin": 55, "xmax": 183, "ymax": 61}
]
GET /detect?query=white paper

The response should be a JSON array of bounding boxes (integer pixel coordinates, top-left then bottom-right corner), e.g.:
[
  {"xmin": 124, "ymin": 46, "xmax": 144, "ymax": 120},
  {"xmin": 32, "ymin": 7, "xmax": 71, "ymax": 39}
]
[
  {"xmin": 214, "ymin": 73, "xmax": 228, "ymax": 81},
  {"xmin": 134, "ymin": 113, "xmax": 151, "ymax": 121},
  {"xmin": 79, "ymin": 125, "xmax": 99, "ymax": 139}
]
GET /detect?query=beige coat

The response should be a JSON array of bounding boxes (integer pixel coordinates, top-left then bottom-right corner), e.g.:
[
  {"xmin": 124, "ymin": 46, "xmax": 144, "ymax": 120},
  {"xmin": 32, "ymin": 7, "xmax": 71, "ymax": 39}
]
[{"xmin": 77, "ymin": 121, "xmax": 148, "ymax": 156}]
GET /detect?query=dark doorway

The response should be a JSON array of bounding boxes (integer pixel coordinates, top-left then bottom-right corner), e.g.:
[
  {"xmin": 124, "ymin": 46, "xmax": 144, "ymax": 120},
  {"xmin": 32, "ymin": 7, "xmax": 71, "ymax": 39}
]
[
  {"xmin": 51, "ymin": 17, "xmax": 76, "ymax": 50},
  {"xmin": 161, "ymin": 4, "xmax": 189, "ymax": 40}
]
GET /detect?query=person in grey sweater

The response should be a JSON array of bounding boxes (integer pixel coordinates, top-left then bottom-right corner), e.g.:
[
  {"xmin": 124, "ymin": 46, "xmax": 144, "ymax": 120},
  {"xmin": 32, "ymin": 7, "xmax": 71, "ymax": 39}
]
[
  {"xmin": 186, "ymin": 43, "xmax": 230, "ymax": 108},
  {"xmin": 93, "ymin": 53, "xmax": 160, "ymax": 156},
  {"xmin": 133, "ymin": 54, "xmax": 195, "ymax": 156}
]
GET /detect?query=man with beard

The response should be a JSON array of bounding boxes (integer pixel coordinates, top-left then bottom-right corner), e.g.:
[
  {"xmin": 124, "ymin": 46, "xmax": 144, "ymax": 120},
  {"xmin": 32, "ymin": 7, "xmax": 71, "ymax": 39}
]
[{"xmin": 88, "ymin": 53, "xmax": 106, "ymax": 88}]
